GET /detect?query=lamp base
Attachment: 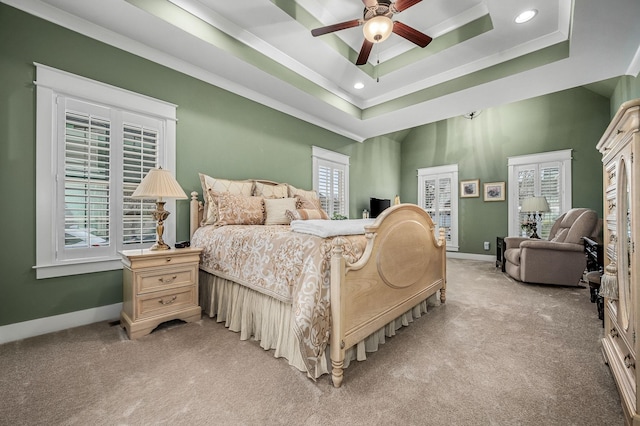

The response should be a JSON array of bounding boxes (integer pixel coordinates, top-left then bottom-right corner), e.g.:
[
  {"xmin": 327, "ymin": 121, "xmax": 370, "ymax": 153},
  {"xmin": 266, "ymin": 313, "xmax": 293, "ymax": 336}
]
[
  {"xmin": 151, "ymin": 201, "xmax": 171, "ymax": 250},
  {"xmin": 149, "ymin": 241, "xmax": 171, "ymax": 251}
]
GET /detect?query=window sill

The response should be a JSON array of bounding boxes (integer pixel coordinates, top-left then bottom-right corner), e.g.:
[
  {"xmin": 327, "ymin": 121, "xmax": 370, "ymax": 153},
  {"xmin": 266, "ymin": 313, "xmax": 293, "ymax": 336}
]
[{"xmin": 33, "ymin": 257, "xmax": 123, "ymax": 279}]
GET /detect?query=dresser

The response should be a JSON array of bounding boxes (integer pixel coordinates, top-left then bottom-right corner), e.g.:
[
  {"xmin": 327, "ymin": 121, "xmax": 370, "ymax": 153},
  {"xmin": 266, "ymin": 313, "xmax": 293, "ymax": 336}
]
[
  {"xmin": 120, "ymin": 247, "xmax": 203, "ymax": 339},
  {"xmin": 597, "ymin": 99, "xmax": 639, "ymax": 425}
]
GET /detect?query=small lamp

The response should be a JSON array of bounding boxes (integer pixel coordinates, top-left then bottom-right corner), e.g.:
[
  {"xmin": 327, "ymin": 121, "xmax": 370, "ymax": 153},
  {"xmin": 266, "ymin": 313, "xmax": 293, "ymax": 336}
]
[
  {"xmin": 521, "ymin": 196, "xmax": 550, "ymax": 239},
  {"xmin": 363, "ymin": 15, "xmax": 393, "ymax": 43},
  {"xmin": 132, "ymin": 167, "xmax": 187, "ymax": 250}
]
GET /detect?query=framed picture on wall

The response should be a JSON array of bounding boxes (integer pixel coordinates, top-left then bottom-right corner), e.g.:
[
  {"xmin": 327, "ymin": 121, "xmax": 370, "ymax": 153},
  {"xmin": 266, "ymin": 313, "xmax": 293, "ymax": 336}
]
[
  {"xmin": 484, "ymin": 182, "xmax": 505, "ymax": 201},
  {"xmin": 460, "ymin": 179, "xmax": 479, "ymax": 198}
]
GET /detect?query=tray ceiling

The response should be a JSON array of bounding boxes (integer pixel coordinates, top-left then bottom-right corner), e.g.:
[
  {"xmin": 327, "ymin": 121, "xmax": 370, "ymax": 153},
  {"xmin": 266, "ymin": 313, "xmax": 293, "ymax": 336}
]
[{"xmin": 7, "ymin": 0, "xmax": 640, "ymax": 141}]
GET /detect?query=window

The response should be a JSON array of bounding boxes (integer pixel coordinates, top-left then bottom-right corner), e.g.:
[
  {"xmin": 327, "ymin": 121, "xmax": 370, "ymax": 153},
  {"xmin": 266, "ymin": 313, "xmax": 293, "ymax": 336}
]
[
  {"xmin": 312, "ymin": 146, "xmax": 349, "ymax": 218},
  {"xmin": 35, "ymin": 64, "xmax": 177, "ymax": 279},
  {"xmin": 417, "ymin": 164, "xmax": 459, "ymax": 251},
  {"xmin": 507, "ymin": 150, "xmax": 572, "ymax": 238}
]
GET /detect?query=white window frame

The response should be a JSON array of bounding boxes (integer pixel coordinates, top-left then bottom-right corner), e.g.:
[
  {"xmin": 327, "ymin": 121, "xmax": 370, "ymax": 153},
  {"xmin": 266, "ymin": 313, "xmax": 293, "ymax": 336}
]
[
  {"xmin": 507, "ymin": 149, "xmax": 572, "ymax": 237},
  {"xmin": 417, "ymin": 164, "xmax": 459, "ymax": 251},
  {"xmin": 312, "ymin": 146, "xmax": 350, "ymax": 218},
  {"xmin": 34, "ymin": 64, "xmax": 177, "ymax": 279}
]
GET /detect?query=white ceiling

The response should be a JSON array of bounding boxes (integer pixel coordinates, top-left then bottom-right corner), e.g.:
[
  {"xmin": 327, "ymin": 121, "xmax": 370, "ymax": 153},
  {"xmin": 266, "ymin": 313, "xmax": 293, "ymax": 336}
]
[{"xmin": 7, "ymin": 0, "xmax": 640, "ymax": 141}]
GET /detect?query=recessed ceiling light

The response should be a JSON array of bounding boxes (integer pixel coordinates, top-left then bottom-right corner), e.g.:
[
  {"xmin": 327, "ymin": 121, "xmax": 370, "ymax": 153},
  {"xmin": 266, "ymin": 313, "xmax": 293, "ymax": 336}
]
[
  {"xmin": 354, "ymin": 82, "xmax": 364, "ymax": 89},
  {"xmin": 515, "ymin": 9, "xmax": 537, "ymax": 24}
]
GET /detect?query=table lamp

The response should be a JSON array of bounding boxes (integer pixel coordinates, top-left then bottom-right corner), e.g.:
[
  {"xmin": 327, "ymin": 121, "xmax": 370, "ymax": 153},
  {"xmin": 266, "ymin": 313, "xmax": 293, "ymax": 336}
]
[
  {"xmin": 521, "ymin": 196, "xmax": 550, "ymax": 239},
  {"xmin": 132, "ymin": 167, "xmax": 187, "ymax": 250}
]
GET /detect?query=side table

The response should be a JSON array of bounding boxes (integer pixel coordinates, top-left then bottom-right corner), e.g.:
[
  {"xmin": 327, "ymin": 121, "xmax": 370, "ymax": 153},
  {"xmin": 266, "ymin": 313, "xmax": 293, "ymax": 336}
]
[
  {"xmin": 120, "ymin": 247, "xmax": 203, "ymax": 339},
  {"xmin": 496, "ymin": 236, "xmax": 506, "ymax": 272}
]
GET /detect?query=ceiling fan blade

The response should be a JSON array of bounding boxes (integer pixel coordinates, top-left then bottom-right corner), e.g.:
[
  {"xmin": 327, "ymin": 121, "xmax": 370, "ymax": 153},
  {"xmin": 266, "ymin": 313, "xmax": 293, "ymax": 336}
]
[
  {"xmin": 311, "ymin": 19, "xmax": 361, "ymax": 37},
  {"xmin": 392, "ymin": 0, "xmax": 422, "ymax": 12},
  {"xmin": 356, "ymin": 39, "xmax": 374, "ymax": 65},
  {"xmin": 392, "ymin": 21, "xmax": 432, "ymax": 47},
  {"xmin": 362, "ymin": 0, "xmax": 378, "ymax": 7}
]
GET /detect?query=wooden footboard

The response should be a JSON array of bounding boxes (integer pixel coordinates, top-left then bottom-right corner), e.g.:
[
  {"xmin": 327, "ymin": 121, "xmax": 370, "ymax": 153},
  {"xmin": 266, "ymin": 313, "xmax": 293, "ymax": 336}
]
[{"xmin": 329, "ymin": 204, "xmax": 446, "ymax": 387}]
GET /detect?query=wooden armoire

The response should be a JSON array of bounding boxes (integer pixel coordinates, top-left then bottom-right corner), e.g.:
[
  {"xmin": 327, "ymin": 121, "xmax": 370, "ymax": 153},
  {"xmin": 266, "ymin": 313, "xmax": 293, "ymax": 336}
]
[{"xmin": 597, "ymin": 98, "xmax": 640, "ymax": 425}]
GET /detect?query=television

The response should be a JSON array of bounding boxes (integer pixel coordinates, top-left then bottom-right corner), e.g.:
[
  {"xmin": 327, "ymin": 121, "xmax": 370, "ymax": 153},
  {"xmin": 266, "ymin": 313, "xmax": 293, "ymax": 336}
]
[{"xmin": 370, "ymin": 198, "xmax": 391, "ymax": 218}]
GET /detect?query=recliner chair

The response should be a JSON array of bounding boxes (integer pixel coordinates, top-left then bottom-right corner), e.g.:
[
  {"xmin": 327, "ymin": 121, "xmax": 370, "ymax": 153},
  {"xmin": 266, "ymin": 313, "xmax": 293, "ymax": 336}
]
[{"xmin": 504, "ymin": 208, "xmax": 600, "ymax": 286}]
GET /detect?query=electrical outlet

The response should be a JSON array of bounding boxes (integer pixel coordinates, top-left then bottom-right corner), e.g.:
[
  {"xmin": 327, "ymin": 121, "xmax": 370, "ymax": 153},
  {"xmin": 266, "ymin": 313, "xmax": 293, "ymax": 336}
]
[{"xmin": 484, "ymin": 241, "xmax": 490, "ymax": 250}]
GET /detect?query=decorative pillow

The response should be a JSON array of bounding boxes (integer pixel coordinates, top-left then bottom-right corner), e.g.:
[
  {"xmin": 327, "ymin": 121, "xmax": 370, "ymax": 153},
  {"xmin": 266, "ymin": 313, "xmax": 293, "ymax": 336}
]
[
  {"xmin": 295, "ymin": 194, "xmax": 321, "ymax": 210},
  {"xmin": 199, "ymin": 173, "xmax": 254, "ymax": 225},
  {"xmin": 264, "ymin": 198, "xmax": 297, "ymax": 225},
  {"xmin": 254, "ymin": 181, "xmax": 288, "ymax": 199},
  {"xmin": 287, "ymin": 184, "xmax": 319, "ymax": 201},
  {"xmin": 213, "ymin": 192, "xmax": 264, "ymax": 226},
  {"xmin": 286, "ymin": 209, "xmax": 329, "ymax": 221}
]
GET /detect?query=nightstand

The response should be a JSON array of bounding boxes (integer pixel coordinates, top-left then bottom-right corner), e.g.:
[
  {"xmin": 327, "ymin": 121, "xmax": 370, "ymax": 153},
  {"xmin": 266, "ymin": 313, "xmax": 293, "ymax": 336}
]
[{"xmin": 120, "ymin": 247, "xmax": 203, "ymax": 339}]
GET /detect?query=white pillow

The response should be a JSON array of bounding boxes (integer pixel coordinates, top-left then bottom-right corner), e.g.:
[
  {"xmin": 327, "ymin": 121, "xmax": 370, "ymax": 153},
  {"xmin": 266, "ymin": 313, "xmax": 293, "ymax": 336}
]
[{"xmin": 264, "ymin": 198, "xmax": 297, "ymax": 225}]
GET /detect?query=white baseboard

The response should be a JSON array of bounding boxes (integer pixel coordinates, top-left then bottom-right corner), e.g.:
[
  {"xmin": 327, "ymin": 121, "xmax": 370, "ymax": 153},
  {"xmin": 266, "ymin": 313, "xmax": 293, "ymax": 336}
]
[
  {"xmin": 447, "ymin": 252, "xmax": 495, "ymax": 262},
  {"xmin": 0, "ymin": 303, "xmax": 122, "ymax": 345}
]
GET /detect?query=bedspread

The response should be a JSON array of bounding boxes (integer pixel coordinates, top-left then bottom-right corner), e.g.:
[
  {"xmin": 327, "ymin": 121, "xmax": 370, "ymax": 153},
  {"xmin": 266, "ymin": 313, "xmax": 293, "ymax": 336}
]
[{"xmin": 191, "ymin": 224, "xmax": 367, "ymax": 377}]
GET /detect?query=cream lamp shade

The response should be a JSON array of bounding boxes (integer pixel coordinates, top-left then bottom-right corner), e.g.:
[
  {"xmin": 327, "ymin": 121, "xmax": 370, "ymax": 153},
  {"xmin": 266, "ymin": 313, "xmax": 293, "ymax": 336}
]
[
  {"xmin": 363, "ymin": 15, "xmax": 393, "ymax": 43},
  {"xmin": 521, "ymin": 196, "xmax": 550, "ymax": 213},
  {"xmin": 132, "ymin": 167, "xmax": 187, "ymax": 201},
  {"xmin": 132, "ymin": 167, "xmax": 187, "ymax": 250}
]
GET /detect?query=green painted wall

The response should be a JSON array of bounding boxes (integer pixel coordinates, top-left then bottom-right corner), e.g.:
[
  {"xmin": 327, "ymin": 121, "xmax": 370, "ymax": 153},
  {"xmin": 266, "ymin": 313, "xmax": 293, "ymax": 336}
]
[
  {"xmin": 0, "ymin": 4, "xmax": 400, "ymax": 326},
  {"xmin": 610, "ymin": 74, "xmax": 640, "ymax": 116},
  {"xmin": 400, "ymin": 88, "xmax": 610, "ymax": 255},
  {"xmin": 0, "ymin": 3, "xmax": 617, "ymax": 328}
]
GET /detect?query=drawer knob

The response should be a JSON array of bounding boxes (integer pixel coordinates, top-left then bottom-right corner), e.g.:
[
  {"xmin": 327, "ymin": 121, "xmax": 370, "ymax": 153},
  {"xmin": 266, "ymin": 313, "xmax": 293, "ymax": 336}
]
[
  {"xmin": 610, "ymin": 328, "xmax": 619, "ymax": 338},
  {"xmin": 165, "ymin": 257, "xmax": 172, "ymax": 262},
  {"xmin": 159, "ymin": 275, "xmax": 177, "ymax": 284},
  {"xmin": 159, "ymin": 296, "xmax": 177, "ymax": 305},
  {"xmin": 624, "ymin": 354, "xmax": 635, "ymax": 369}
]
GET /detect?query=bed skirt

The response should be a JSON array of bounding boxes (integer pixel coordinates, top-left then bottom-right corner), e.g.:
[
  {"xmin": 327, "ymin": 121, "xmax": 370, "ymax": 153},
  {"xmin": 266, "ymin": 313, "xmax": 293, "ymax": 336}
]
[{"xmin": 199, "ymin": 270, "xmax": 436, "ymax": 379}]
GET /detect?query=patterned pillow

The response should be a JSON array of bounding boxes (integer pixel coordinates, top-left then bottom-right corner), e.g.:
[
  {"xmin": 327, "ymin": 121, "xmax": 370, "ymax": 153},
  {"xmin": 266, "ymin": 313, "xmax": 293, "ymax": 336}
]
[
  {"xmin": 199, "ymin": 173, "xmax": 254, "ymax": 225},
  {"xmin": 215, "ymin": 192, "xmax": 264, "ymax": 226},
  {"xmin": 264, "ymin": 198, "xmax": 297, "ymax": 225},
  {"xmin": 254, "ymin": 181, "xmax": 288, "ymax": 199},
  {"xmin": 294, "ymin": 195, "xmax": 329, "ymax": 219},
  {"xmin": 286, "ymin": 209, "xmax": 329, "ymax": 221}
]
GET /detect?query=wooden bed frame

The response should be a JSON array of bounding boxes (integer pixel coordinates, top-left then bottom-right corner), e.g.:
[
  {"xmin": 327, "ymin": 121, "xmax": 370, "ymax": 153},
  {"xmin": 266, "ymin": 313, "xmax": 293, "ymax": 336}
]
[{"xmin": 189, "ymin": 192, "xmax": 446, "ymax": 387}]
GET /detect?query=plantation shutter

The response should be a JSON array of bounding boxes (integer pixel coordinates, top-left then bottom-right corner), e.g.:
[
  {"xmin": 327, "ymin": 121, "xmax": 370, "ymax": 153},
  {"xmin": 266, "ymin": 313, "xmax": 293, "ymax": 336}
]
[
  {"xmin": 538, "ymin": 163, "xmax": 562, "ymax": 238},
  {"xmin": 515, "ymin": 162, "xmax": 562, "ymax": 239},
  {"xmin": 517, "ymin": 166, "xmax": 536, "ymax": 235},
  {"xmin": 122, "ymin": 115, "xmax": 159, "ymax": 246},
  {"xmin": 61, "ymin": 99, "xmax": 112, "ymax": 258},
  {"xmin": 417, "ymin": 165, "xmax": 458, "ymax": 250},
  {"xmin": 317, "ymin": 159, "xmax": 346, "ymax": 217}
]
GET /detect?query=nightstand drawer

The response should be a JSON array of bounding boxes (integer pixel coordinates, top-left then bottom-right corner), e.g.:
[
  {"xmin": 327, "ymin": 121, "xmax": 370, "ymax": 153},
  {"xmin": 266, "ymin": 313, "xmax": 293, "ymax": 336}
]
[
  {"xmin": 136, "ymin": 266, "xmax": 196, "ymax": 294},
  {"xmin": 121, "ymin": 249, "xmax": 200, "ymax": 270},
  {"xmin": 136, "ymin": 287, "xmax": 197, "ymax": 320}
]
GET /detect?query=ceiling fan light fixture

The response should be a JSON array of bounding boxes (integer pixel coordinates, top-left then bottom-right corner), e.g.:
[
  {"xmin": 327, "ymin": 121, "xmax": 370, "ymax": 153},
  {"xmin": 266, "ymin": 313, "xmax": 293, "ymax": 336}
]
[
  {"xmin": 363, "ymin": 15, "xmax": 393, "ymax": 43},
  {"xmin": 515, "ymin": 9, "xmax": 537, "ymax": 24}
]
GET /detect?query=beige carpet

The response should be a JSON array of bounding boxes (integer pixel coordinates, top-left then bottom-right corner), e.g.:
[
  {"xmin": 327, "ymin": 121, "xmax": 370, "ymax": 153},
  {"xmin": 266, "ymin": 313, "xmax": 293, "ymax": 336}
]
[{"xmin": 0, "ymin": 259, "xmax": 623, "ymax": 425}]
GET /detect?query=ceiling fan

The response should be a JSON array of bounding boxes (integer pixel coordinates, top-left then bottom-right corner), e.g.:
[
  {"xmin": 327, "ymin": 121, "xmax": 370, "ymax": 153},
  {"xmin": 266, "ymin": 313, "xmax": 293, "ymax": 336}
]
[{"xmin": 311, "ymin": 0, "xmax": 433, "ymax": 66}]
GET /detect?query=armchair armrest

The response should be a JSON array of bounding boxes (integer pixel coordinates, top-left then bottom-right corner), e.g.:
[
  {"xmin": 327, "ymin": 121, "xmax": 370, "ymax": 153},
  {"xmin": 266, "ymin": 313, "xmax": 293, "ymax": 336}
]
[
  {"xmin": 504, "ymin": 236, "xmax": 529, "ymax": 251},
  {"xmin": 519, "ymin": 239, "xmax": 584, "ymax": 252}
]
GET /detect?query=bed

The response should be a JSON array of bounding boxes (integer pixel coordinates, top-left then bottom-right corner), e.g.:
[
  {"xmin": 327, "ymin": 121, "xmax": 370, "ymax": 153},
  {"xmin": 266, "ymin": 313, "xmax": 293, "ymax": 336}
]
[{"xmin": 189, "ymin": 177, "xmax": 446, "ymax": 387}]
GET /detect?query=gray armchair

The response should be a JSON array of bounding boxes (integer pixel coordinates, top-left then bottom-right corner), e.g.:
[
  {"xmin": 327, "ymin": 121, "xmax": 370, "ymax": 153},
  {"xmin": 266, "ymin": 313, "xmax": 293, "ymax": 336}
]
[{"xmin": 504, "ymin": 208, "xmax": 600, "ymax": 286}]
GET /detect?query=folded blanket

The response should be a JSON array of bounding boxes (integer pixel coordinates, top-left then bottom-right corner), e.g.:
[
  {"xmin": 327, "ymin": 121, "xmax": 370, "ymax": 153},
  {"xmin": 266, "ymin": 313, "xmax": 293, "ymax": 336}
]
[{"xmin": 290, "ymin": 218, "xmax": 376, "ymax": 238}]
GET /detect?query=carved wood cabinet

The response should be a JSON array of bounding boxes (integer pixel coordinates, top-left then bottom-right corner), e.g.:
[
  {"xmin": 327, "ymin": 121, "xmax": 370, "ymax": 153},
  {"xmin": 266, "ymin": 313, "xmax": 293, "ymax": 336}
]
[{"xmin": 597, "ymin": 99, "xmax": 639, "ymax": 425}]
